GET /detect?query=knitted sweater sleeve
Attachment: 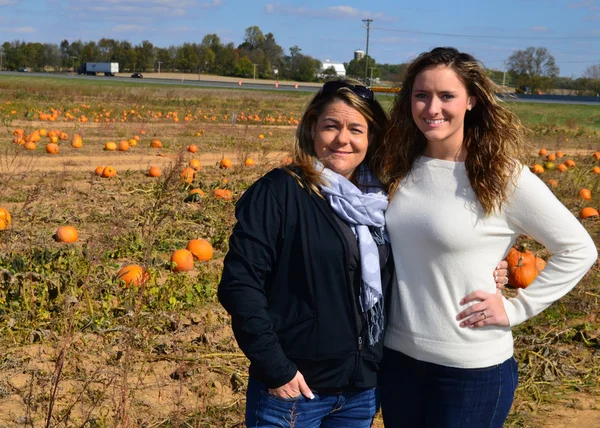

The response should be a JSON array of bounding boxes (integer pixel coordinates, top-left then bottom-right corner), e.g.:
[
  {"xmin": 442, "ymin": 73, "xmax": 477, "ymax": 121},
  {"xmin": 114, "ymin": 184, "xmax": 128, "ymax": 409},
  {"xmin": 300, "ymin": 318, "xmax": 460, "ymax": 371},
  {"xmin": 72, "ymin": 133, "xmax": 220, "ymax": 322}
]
[{"xmin": 502, "ymin": 166, "xmax": 598, "ymax": 326}]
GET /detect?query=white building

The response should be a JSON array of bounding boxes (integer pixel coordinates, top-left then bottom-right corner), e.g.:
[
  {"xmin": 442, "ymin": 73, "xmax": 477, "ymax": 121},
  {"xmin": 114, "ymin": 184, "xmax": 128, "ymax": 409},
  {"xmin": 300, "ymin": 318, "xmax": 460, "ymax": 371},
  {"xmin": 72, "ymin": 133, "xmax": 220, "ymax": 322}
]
[{"xmin": 319, "ymin": 60, "xmax": 346, "ymax": 78}]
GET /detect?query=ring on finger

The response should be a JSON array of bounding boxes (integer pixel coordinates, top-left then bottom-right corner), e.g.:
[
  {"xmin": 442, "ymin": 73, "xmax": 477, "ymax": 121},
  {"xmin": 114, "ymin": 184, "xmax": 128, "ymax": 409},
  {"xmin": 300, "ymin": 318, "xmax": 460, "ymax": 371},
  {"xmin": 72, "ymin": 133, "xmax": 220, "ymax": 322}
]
[
  {"xmin": 503, "ymin": 277, "xmax": 509, "ymax": 285},
  {"xmin": 481, "ymin": 310, "xmax": 487, "ymax": 320}
]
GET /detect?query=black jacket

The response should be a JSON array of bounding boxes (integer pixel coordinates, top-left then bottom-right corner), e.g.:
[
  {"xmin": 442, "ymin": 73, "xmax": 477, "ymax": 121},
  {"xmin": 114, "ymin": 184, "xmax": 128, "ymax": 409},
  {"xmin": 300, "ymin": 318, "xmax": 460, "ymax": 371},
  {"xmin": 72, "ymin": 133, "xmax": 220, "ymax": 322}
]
[{"xmin": 218, "ymin": 168, "xmax": 394, "ymax": 390}]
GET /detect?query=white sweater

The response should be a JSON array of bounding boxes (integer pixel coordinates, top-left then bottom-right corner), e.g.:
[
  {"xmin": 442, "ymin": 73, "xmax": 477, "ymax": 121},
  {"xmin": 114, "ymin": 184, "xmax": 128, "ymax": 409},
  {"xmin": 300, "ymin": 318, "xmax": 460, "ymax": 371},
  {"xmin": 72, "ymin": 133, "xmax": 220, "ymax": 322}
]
[{"xmin": 384, "ymin": 156, "xmax": 597, "ymax": 368}]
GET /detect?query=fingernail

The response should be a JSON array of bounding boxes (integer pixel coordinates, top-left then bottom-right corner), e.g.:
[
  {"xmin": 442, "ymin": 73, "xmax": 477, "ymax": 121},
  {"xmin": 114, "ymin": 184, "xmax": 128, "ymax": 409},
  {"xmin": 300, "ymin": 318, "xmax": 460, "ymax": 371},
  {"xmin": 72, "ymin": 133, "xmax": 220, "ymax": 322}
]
[
  {"xmin": 309, "ymin": 394, "xmax": 315, "ymax": 400},
  {"xmin": 459, "ymin": 299, "xmax": 465, "ymax": 305}
]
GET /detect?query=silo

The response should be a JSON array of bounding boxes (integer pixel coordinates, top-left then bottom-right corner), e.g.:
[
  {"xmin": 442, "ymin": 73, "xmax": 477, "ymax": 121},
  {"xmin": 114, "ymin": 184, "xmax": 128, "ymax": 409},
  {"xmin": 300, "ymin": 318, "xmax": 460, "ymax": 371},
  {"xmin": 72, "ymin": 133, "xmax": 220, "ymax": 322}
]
[{"xmin": 354, "ymin": 50, "xmax": 365, "ymax": 61}]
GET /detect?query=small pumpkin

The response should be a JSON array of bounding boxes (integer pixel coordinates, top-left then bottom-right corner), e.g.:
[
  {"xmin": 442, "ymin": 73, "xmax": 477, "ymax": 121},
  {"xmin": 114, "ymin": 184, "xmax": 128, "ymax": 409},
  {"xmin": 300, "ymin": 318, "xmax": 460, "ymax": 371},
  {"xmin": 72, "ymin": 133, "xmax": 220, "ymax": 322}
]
[
  {"xmin": 184, "ymin": 188, "xmax": 205, "ymax": 202},
  {"xmin": 56, "ymin": 225, "xmax": 79, "ymax": 243},
  {"xmin": 104, "ymin": 141, "xmax": 117, "ymax": 151},
  {"xmin": 117, "ymin": 140, "xmax": 130, "ymax": 151},
  {"xmin": 556, "ymin": 151, "xmax": 565, "ymax": 158},
  {"xmin": 530, "ymin": 164, "xmax": 544, "ymax": 174},
  {"xmin": 95, "ymin": 165, "xmax": 105, "ymax": 176},
  {"xmin": 546, "ymin": 153, "xmax": 556, "ymax": 162},
  {"xmin": 538, "ymin": 148, "xmax": 548, "ymax": 156},
  {"xmin": 116, "ymin": 264, "xmax": 149, "ymax": 286},
  {"xmin": 189, "ymin": 159, "xmax": 201, "ymax": 171},
  {"xmin": 0, "ymin": 207, "xmax": 12, "ymax": 230},
  {"xmin": 24, "ymin": 141, "xmax": 36, "ymax": 151},
  {"xmin": 180, "ymin": 167, "xmax": 196, "ymax": 184},
  {"xmin": 564, "ymin": 159, "xmax": 576, "ymax": 168},
  {"xmin": 46, "ymin": 143, "xmax": 59, "ymax": 154},
  {"xmin": 148, "ymin": 166, "xmax": 162, "ymax": 177},
  {"xmin": 579, "ymin": 188, "xmax": 592, "ymax": 201},
  {"xmin": 151, "ymin": 139, "xmax": 163, "ymax": 148},
  {"xmin": 170, "ymin": 249, "xmax": 194, "ymax": 272},
  {"xmin": 593, "ymin": 152, "xmax": 600, "ymax": 160},
  {"xmin": 593, "ymin": 166, "xmax": 600, "ymax": 175},
  {"xmin": 580, "ymin": 207, "xmax": 599, "ymax": 219},
  {"xmin": 219, "ymin": 157, "xmax": 233, "ymax": 169},
  {"xmin": 556, "ymin": 164, "xmax": 568, "ymax": 172},
  {"xmin": 186, "ymin": 239, "xmax": 213, "ymax": 261},
  {"xmin": 546, "ymin": 179, "xmax": 558, "ymax": 188},
  {"xmin": 72, "ymin": 134, "xmax": 83, "ymax": 148},
  {"xmin": 507, "ymin": 245, "xmax": 544, "ymax": 289},
  {"xmin": 187, "ymin": 144, "xmax": 199, "ymax": 153},
  {"xmin": 244, "ymin": 158, "xmax": 255, "ymax": 167},
  {"xmin": 213, "ymin": 188, "xmax": 233, "ymax": 201},
  {"xmin": 101, "ymin": 166, "xmax": 117, "ymax": 178}
]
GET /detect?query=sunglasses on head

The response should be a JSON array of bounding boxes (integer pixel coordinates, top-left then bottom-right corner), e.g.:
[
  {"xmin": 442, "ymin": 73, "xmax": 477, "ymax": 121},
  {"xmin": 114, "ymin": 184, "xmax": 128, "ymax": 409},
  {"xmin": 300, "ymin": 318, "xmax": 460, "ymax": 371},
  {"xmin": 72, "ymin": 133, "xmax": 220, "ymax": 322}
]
[{"xmin": 320, "ymin": 80, "xmax": 374, "ymax": 102}]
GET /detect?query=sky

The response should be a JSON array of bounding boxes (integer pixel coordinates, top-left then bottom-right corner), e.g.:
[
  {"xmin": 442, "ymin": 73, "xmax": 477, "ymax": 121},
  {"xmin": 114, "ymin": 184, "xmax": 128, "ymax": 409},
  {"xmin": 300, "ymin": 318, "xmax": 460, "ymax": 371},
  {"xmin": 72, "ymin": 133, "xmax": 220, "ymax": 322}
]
[{"xmin": 1, "ymin": 0, "xmax": 599, "ymax": 78}]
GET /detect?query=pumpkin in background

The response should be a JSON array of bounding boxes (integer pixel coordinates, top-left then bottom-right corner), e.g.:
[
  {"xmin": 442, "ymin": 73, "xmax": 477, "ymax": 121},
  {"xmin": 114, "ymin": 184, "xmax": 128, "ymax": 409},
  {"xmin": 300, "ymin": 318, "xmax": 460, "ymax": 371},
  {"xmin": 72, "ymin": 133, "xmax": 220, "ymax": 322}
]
[
  {"xmin": 46, "ymin": 143, "xmax": 59, "ymax": 154},
  {"xmin": 244, "ymin": 158, "xmax": 255, "ymax": 167},
  {"xmin": 538, "ymin": 148, "xmax": 548, "ymax": 156},
  {"xmin": 56, "ymin": 225, "xmax": 79, "ymax": 243},
  {"xmin": 187, "ymin": 144, "xmax": 199, "ymax": 153},
  {"xmin": 580, "ymin": 207, "xmax": 599, "ymax": 219},
  {"xmin": 593, "ymin": 166, "xmax": 600, "ymax": 175},
  {"xmin": 95, "ymin": 166, "xmax": 105, "ymax": 176},
  {"xmin": 530, "ymin": 164, "xmax": 544, "ymax": 174},
  {"xmin": 170, "ymin": 249, "xmax": 194, "ymax": 272},
  {"xmin": 148, "ymin": 166, "xmax": 162, "ymax": 177},
  {"xmin": 556, "ymin": 164, "xmax": 568, "ymax": 172},
  {"xmin": 507, "ymin": 245, "xmax": 545, "ymax": 289},
  {"xmin": 59, "ymin": 132, "xmax": 68, "ymax": 140},
  {"xmin": 219, "ymin": 157, "xmax": 233, "ymax": 169},
  {"xmin": 117, "ymin": 140, "xmax": 130, "ymax": 151},
  {"xmin": 0, "ymin": 207, "xmax": 12, "ymax": 230},
  {"xmin": 189, "ymin": 159, "xmax": 201, "ymax": 171},
  {"xmin": 104, "ymin": 141, "xmax": 117, "ymax": 151},
  {"xmin": 151, "ymin": 139, "xmax": 163, "ymax": 148},
  {"xmin": 184, "ymin": 188, "xmax": 205, "ymax": 202},
  {"xmin": 72, "ymin": 134, "xmax": 83, "ymax": 148},
  {"xmin": 213, "ymin": 188, "xmax": 233, "ymax": 201},
  {"xmin": 546, "ymin": 179, "xmax": 558, "ymax": 188},
  {"xmin": 180, "ymin": 167, "xmax": 196, "ymax": 184},
  {"xmin": 101, "ymin": 166, "xmax": 117, "ymax": 178},
  {"xmin": 579, "ymin": 188, "xmax": 592, "ymax": 201},
  {"xmin": 24, "ymin": 141, "xmax": 36, "ymax": 151},
  {"xmin": 116, "ymin": 264, "xmax": 149, "ymax": 286},
  {"xmin": 564, "ymin": 159, "xmax": 576, "ymax": 168},
  {"xmin": 593, "ymin": 152, "xmax": 600, "ymax": 160},
  {"xmin": 186, "ymin": 239, "xmax": 213, "ymax": 261}
]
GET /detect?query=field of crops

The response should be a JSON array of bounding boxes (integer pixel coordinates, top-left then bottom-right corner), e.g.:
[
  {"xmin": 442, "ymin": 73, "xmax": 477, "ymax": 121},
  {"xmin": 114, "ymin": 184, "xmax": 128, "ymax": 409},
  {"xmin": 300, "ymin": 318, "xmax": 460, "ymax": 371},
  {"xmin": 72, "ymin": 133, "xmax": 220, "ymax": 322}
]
[{"xmin": 0, "ymin": 74, "xmax": 599, "ymax": 427}]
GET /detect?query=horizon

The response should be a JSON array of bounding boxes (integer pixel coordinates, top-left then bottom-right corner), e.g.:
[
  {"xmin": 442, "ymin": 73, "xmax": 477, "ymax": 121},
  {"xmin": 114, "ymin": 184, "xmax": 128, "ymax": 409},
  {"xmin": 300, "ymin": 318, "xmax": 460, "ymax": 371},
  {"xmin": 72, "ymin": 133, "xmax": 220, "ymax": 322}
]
[{"xmin": 1, "ymin": 1, "xmax": 599, "ymax": 78}]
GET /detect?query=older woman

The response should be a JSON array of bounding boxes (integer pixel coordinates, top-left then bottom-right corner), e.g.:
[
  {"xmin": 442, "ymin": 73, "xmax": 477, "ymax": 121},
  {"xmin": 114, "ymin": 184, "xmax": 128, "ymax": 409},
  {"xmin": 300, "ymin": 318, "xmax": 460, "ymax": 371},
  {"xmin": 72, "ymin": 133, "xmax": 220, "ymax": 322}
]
[{"xmin": 218, "ymin": 78, "xmax": 508, "ymax": 427}]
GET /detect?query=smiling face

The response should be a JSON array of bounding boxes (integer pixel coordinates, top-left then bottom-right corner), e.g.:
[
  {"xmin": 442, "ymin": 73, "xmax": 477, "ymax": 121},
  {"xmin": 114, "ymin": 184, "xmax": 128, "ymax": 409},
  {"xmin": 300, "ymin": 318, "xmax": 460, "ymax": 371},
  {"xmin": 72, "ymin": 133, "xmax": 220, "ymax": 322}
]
[
  {"xmin": 312, "ymin": 100, "xmax": 370, "ymax": 179},
  {"xmin": 411, "ymin": 65, "xmax": 476, "ymax": 161}
]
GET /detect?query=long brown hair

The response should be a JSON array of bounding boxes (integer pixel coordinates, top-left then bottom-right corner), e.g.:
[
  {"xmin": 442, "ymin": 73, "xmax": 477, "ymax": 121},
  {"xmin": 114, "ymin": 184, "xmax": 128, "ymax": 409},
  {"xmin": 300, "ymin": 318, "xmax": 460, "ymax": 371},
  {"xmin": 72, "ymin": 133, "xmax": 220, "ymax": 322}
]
[
  {"xmin": 375, "ymin": 47, "xmax": 531, "ymax": 214},
  {"xmin": 289, "ymin": 78, "xmax": 388, "ymax": 193}
]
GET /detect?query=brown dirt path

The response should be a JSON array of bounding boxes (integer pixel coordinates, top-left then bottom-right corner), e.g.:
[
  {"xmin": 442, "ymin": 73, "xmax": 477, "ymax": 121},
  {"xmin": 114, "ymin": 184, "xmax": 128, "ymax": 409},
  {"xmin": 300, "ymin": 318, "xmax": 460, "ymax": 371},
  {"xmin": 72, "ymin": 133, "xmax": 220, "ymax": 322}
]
[{"xmin": 2, "ymin": 151, "xmax": 290, "ymax": 174}]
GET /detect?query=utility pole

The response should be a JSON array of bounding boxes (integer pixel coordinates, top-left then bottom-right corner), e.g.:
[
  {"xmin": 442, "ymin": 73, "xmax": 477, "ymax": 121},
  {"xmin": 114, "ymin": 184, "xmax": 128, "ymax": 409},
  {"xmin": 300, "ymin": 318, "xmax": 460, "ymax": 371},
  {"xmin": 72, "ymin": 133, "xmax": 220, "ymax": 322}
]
[
  {"xmin": 369, "ymin": 67, "xmax": 377, "ymax": 86},
  {"xmin": 362, "ymin": 18, "xmax": 373, "ymax": 85},
  {"xmin": 253, "ymin": 63, "xmax": 257, "ymax": 80},
  {"xmin": 502, "ymin": 59, "xmax": 507, "ymax": 87},
  {"xmin": 157, "ymin": 61, "xmax": 162, "ymax": 74}
]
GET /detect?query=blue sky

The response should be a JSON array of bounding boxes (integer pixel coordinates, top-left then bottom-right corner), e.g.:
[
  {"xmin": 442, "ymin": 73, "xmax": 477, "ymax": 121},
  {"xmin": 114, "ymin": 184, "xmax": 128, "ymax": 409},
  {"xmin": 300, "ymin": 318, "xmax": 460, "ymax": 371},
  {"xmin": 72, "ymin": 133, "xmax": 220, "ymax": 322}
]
[{"xmin": 1, "ymin": 0, "xmax": 599, "ymax": 77}]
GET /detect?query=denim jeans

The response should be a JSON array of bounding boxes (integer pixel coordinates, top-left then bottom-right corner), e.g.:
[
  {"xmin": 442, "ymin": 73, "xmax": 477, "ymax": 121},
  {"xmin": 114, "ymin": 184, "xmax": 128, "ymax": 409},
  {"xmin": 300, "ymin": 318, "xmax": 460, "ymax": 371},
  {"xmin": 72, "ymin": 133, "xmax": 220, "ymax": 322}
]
[
  {"xmin": 381, "ymin": 348, "xmax": 518, "ymax": 428},
  {"xmin": 245, "ymin": 377, "xmax": 379, "ymax": 428}
]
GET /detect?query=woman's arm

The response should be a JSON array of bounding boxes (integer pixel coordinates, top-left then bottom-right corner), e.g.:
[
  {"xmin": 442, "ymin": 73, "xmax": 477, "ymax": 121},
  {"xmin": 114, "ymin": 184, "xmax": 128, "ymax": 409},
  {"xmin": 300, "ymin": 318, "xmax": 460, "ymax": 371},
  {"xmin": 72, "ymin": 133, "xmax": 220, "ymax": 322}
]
[{"xmin": 217, "ymin": 175, "xmax": 298, "ymax": 389}]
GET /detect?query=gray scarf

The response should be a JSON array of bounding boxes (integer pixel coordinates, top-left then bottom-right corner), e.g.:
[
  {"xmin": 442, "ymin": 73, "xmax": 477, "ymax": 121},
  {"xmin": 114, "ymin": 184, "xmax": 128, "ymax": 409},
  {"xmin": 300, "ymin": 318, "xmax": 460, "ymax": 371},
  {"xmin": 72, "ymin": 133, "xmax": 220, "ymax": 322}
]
[{"xmin": 317, "ymin": 162, "xmax": 388, "ymax": 345}]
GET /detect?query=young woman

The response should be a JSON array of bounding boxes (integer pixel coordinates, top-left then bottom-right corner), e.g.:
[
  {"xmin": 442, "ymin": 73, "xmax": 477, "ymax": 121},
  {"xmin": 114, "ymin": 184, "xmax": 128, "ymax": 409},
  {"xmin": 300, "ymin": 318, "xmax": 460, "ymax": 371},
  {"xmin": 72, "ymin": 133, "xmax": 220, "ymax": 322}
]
[{"xmin": 377, "ymin": 47, "xmax": 597, "ymax": 427}]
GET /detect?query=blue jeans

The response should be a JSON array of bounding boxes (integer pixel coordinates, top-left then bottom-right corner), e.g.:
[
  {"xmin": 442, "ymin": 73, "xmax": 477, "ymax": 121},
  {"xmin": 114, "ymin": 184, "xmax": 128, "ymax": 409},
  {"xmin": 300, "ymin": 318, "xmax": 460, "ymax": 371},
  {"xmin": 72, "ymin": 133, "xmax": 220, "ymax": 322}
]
[
  {"xmin": 245, "ymin": 377, "xmax": 379, "ymax": 428},
  {"xmin": 381, "ymin": 348, "xmax": 518, "ymax": 428}
]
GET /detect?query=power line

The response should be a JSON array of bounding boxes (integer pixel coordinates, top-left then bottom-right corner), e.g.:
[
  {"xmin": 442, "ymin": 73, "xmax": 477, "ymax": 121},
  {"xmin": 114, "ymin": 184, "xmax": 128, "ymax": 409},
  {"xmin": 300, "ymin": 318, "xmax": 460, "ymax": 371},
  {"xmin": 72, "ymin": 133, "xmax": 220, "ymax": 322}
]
[{"xmin": 371, "ymin": 26, "xmax": 600, "ymax": 41}]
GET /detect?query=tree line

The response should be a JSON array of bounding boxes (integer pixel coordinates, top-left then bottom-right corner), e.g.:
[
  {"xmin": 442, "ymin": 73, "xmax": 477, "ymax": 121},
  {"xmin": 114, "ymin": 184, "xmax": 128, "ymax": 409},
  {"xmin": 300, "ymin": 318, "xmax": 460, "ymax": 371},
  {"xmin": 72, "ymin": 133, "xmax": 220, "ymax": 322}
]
[{"xmin": 1, "ymin": 26, "xmax": 599, "ymax": 94}]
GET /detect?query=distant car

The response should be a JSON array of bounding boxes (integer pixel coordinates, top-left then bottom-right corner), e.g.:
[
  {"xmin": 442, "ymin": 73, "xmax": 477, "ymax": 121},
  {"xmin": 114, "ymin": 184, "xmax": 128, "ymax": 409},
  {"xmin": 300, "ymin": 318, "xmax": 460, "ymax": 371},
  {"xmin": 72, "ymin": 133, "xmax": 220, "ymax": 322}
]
[
  {"xmin": 18, "ymin": 67, "xmax": 29, "ymax": 72},
  {"xmin": 131, "ymin": 73, "xmax": 143, "ymax": 78}
]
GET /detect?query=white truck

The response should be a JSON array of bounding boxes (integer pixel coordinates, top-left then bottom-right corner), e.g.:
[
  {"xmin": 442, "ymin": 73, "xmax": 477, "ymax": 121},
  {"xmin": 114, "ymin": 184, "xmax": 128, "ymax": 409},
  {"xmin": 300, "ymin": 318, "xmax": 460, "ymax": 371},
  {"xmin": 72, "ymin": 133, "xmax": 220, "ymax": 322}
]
[{"xmin": 77, "ymin": 62, "xmax": 119, "ymax": 76}]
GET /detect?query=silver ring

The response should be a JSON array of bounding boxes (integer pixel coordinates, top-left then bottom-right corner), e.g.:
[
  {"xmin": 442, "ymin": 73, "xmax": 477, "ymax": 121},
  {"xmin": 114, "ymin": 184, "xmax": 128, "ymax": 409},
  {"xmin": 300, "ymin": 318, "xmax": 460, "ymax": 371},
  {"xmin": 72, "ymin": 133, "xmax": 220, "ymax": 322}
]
[
  {"xmin": 503, "ymin": 277, "xmax": 509, "ymax": 285},
  {"xmin": 481, "ymin": 310, "xmax": 487, "ymax": 320}
]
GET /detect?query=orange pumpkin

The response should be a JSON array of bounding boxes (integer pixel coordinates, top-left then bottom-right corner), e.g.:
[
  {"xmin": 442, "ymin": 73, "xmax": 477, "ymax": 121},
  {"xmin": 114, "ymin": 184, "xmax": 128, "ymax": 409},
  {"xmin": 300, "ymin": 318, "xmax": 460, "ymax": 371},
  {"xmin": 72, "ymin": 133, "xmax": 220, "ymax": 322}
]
[
  {"xmin": 0, "ymin": 207, "xmax": 12, "ymax": 230},
  {"xmin": 556, "ymin": 151, "xmax": 565, "ymax": 158},
  {"xmin": 95, "ymin": 166, "xmax": 105, "ymax": 176},
  {"xmin": 148, "ymin": 166, "xmax": 162, "ymax": 177},
  {"xmin": 187, "ymin": 144, "xmax": 199, "ymax": 153},
  {"xmin": 117, "ymin": 140, "xmax": 130, "ymax": 151},
  {"xmin": 546, "ymin": 153, "xmax": 556, "ymax": 162},
  {"xmin": 593, "ymin": 166, "xmax": 600, "ymax": 175},
  {"xmin": 170, "ymin": 249, "xmax": 194, "ymax": 272},
  {"xmin": 593, "ymin": 152, "xmax": 600, "ymax": 160},
  {"xmin": 46, "ymin": 143, "xmax": 59, "ymax": 154},
  {"xmin": 213, "ymin": 188, "xmax": 233, "ymax": 201},
  {"xmin": 24, "ymin": 141, "xmax": 36, "ymax": 151},
  {"xmin": 180, "ymin": 167, "xmax": 196, "ymax": 184},
  {"xmin": 530, "ymin": 164, "xmax": 544, "ymax": 174},
  {"xmin": 507, "ymin": 245, "xmax": 544, "ymax": 289},
  {"xmin": 564, "ymin": 159, "xmax": 576, "ymax": 167},
  {"xmin": 189, "ymin": 159, "xmax": 201, "ymax": 171},
  {"xmin": 59, "ymin": 132, "xmax": 68, "ymax": 140},
  {"xmin": 72, "ymin": 134, "xmax": 83, "ymax": 148},
  {"xmin": 538, "ymin": 148, "xmax": 548, "ymax": 156},
  {"xmin": 580, "ymin": 207, "xmax": 599, "ymax": 219},
  {"xmin": 151, "ymin": 139, "xmax": 163, "ymax": 148},
  {"xmin": 101, "ymin": 166, "xmax": 117, "ymax": 178},
  {"xmin": 56, "ymin": 225, "xmax": 79, "ymax": 243},
  {"xmin": 556, "ymin": 164, "xmax": 568, "ymax": 172},
  {"xmin": 186, "ymin": 239, "xmax": 214, "ymax": 261},
  {"xmin": 116, "ymin": 264, "xmax": 149, "ymax": 286},
  {"xmin": 545, "ymin": 179, "xmax": 558, "ymax": 188},
  {"xmin": 104, "ymin": 141, "xmax": 117, "ymax": 151},
  {"xmin": 219, "ymin": 157, "xmax": 233, "ymax": 169},
  {"xmin": 579, "ymin": 188, "xmax": 592, "ymax": 201},
  {"xmin": 244, "ymin": 158, "xmax": 255, "ymax": 167}
]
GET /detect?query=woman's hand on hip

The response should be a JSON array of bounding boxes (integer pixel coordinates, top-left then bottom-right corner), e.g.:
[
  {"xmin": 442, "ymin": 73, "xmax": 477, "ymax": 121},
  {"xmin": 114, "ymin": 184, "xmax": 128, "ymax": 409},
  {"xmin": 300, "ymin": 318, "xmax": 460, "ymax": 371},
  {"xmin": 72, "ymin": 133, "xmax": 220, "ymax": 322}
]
[
  {"xmin": 494, "ymin": 260, "xmax": 509, "ymax": 289},
  {"xmin": 268, "ymin": 370, "xmax": 315, "ymax": 399},
  {"xmin": 456, "ymin": 289, "xmax": 509, "ymax": 328}
]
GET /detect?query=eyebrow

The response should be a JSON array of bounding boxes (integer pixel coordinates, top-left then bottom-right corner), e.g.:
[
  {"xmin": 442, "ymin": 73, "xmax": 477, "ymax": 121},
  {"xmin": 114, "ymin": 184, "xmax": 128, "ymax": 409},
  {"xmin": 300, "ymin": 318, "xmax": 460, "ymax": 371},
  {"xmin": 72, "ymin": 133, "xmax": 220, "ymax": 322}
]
[{"xmin": 321, "ymin": 117, "xmax": 367, "ymax": 127}]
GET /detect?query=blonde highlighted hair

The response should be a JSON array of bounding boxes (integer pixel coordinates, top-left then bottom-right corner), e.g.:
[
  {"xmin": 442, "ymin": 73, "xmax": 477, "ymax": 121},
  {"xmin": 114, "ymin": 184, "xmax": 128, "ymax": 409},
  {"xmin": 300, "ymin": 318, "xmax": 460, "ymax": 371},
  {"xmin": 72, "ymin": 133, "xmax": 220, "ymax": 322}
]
[{"xmin": 375, "ymin": 47, "xmax": 531, "ymax": 214}]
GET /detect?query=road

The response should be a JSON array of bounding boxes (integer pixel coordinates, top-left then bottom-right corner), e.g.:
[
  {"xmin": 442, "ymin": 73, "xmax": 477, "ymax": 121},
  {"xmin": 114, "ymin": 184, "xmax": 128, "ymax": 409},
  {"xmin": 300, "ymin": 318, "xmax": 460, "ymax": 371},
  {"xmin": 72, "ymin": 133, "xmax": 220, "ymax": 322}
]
[{"xmin": 2, "ymin": 71, "xmax": 600, "ymax": 104}]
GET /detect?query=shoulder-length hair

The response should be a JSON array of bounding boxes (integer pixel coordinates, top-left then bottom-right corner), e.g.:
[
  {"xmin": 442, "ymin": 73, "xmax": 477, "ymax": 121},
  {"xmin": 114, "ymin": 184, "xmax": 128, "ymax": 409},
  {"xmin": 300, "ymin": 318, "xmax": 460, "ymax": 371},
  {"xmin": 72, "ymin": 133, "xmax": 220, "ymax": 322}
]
[
  {"xmin": 288, "ymin": 78, "xmax": 389, "ymax": 193},
  {"xmin": 375, "ymin": 47, "xmax": 531, "ymax": 214}
]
